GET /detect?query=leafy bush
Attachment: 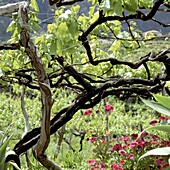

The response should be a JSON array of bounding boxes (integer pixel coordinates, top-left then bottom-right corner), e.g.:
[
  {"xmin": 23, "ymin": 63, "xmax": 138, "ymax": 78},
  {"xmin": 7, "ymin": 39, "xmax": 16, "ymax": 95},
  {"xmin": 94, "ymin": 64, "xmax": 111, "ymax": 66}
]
[{"xmin": 138, "ymin": 94, "xmax": 170, "ymax": 170}]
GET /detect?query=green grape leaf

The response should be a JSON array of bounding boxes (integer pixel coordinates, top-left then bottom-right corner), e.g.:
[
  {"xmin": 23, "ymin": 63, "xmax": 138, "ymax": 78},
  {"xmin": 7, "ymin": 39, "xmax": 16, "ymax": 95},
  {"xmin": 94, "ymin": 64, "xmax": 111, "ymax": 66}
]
[
  {"xmin": 110, "ymin": 0, "xmax": 123, "ymax": 15},
  {"xmin": 6, "ymin": 21, "xmax": 16, "ymax": 33},
  {"xmin": 57, "ymin": 23, "xmax": 69, "ymax": 37},
  {"xmin": 30, "ymin": 0, "xmax": 39, "ymax": 12},
  {"xmin": 124, "ymin": 0, "xmax": 138, "ymax": 14}
]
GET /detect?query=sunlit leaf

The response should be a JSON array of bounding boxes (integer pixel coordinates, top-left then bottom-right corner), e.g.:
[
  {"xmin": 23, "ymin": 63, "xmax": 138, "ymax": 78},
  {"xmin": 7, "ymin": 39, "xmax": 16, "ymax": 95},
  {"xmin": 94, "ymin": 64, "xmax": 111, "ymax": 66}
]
[
  {"xmin": 124, "ymin": 0, "xmax": 138, "ymax": 14},
  {"xmin": 153, "ymin": 94, "xmax": 170, "ymax": 109},
  {"xmin": 139, "ymin": 147, "xmax": 170, "ymax": 161},
  {"xmin": 6, "ymin": 21, "xmax": 15, "ymax": 33},
  {"xmin": 110, "ymin": 0, "xmax": 123, "ymax": 15},
  {"xmin": 30, "ymin": 0, "xmax": 39, "ymax": 11},
  {"xmin": 0, "ymin": 136, "xmax": 11, "ymax": 163},
  {"xmin": 142, "ymin": 98, "xmax": 170, "ymax": 117},
  {"xmin": 140, "ymin": 125, "xmax": 170, "ymax": 135}
]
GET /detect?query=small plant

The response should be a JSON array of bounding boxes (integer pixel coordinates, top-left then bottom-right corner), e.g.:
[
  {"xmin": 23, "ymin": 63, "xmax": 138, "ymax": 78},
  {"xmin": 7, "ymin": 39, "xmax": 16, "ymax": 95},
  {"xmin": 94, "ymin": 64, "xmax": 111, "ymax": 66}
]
[
  {"xmin": 0, "ymin": 133, "xmax": 21, "ymax": 170},
  {"xmin": 84, "ymin": 102, "xmax": 170, "ymax": 170},
  {"xmin": 138, "ymin": 94, "xmax": 170, "ymax": 170}
]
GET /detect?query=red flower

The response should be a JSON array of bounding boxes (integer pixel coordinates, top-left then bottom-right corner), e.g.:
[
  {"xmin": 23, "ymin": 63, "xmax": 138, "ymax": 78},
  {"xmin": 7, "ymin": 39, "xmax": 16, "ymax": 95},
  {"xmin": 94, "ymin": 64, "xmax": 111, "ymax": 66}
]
[
  {"xmin": 109, "ymin": 144, "xmax": 122, "ymax": 151},
  {"xmin": 100, "ymin": 163, "xmax": 107, "ymax": 168},
  {"xmin": 101, "ymin": 139, "xmax": 107, "ymax": 144},
  {"xmin": 149, "ymin": 120, "xmax": 157, "ymax": 126},
  {"xmin": 90, "ymin": 165, "xmax": 100, "ymax": 170},
  {"xmin": 119, "ymin": 150, "xmax": 127, "ymax": 157},
  {"xmin": 141, "ymin": 132, "xmax": 148, "ymax": 138},
  {"xmin": 88, "ymin": 137, "xmax": 97, "ymax": 142},
  {"xmin": 120, "ymin": 160, "xmax": 125, "ymax": 165},
  {"xmin": 84, "ymin": 109, "xmax": 93, "ymax": 116},
  {"xmin": 159, "ymin": 116, "xmax": 169, "ymax": 121},
  {"xmin": 162, "ymin": 140, "xmax": 170, "ymax": 147},
  {"xmin": 130, "ymin": 140, "xmax": 138, "ymax": 150},
  {"xmin": 88, "ymin": 159, "xmax": 97, "ymax": 165},
  {"xmin": 150, "ymin": 140, "xmax": 159, "ymax": 145},
  {"xmin": 152, "ymin": 135, "xmax": 159, "ymax": 140},
  {"xmin": 155, "ymin": 157, "xmax": 165, "ymax": 165},
  {"xmin": 104, "ymin": 104, "xmax": 114, "ymax": 113},
  {"xmin": 110, "ymin": 163, "xmax": 123, "ymax": 170},
  {"xmin": 160, "ymin": 163, "xmax": 170, "ymax": 170},
  {"xmin": 137, "ymin": 139, "xmax": 146, "ymax": 149},
  {"xmin": 128, "ymin": 154, "xmax": 134, "ymax": 160},
  {"xmin": 131, "ymin": 134, "xmax": 138, "ymax": 140},
  {"xmin": 122, "ymin": 144, "xmax": 128, "ymax": 149},
  {"xmin": 120, "ymin": 136, "xmax": 129, "ymax": 142}
]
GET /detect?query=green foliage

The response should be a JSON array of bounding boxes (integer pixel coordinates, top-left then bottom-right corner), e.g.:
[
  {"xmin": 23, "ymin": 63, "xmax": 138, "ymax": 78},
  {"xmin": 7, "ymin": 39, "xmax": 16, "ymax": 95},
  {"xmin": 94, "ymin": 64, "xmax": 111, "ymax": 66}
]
[
  {"xmin": 142, "ymin": 97, "xmax": 170, "ymax": 117},
  {"xmin": 154, "ymin": 94, "xmax": 170, "ymax": 109},
  {"xmin": 139, "ymin": 147, "xmax": 170, "ymax": 160},
  {"xmin": 139, "ymin": 95, "xmax": 170, "ymax": 167},
  {"xmin": 0, "ymin": 135, "xmax": 21, "ymax": 170},
  {"xmin": 99, "ymin": 0, "xmax": 153, "ymax": 15},
  {"xmin": 0, "ymin": 0, "xmax": 169, "ymax": 169}
]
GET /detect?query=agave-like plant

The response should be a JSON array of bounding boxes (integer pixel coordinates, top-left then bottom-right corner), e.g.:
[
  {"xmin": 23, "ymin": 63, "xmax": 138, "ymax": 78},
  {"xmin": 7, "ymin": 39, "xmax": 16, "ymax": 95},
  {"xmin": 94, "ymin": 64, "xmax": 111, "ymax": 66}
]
[
  {"xmin": 138, "ymin": 94, "xmax": 170, "ymax": 170},
  {"xmin": 0, "ymin": 133, "xmax": 21, "ymax": 170}
]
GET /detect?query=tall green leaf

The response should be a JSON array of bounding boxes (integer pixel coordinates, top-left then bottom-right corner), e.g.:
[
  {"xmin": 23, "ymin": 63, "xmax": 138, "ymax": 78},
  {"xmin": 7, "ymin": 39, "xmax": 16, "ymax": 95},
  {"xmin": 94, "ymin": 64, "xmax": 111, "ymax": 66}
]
[
  {"xmin": 139, "ymin": 147, "xmax": 170, "ymax": 161},
  {"xmin": 140, "ymin": 125, "xmax": 170, "ymax": 134},
  {"xmin": 153, "ymin": 94, "xmax": 170, "ymax": 109},
  {"xmin": 0, "ymin": 137, "xmax": 10, "ymax": 163},
  {"xmin": 142, "ymin": 99, "xmax": 170, "ymax": 117}
]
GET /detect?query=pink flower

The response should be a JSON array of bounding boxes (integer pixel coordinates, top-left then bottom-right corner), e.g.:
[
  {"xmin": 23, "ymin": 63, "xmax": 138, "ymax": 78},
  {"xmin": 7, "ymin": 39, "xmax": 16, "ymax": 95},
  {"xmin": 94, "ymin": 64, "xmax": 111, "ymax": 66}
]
[
  {"xmin": 88, "ymin": 137, "xmax": 97, "ymax": 142},
  {"xmin": 152, "ymin": 135, "xmax": 159, "ymax": 140},
  {"xmin": 120, "ymin": 136, "xmax": 129, "ymax": 142},
  {"xmin": 131, "ymin": 134, "xmax": 138, "ymax": 140},
  {"xmin": 119, "ymin": 150, "xmax": 127, "ymax": 157},
  {"xmin": 101, "ymin": 139, "xmax": 107, "ymax": 143},
  {"xmin": 122, "ymin": 144, "xmax": 128, "ymax": 149},
  {"xmin": 159, "ymin": 116, "xmax": 169, "ymax": 121},
  {"xmin": 90, "ymin": 165, "xmax": 100, "ymax": 170},
  {"xmin": 137, "ymin": 140, "xmax": 146, "ymax": 149},
  {"xmin": 160, "ymin": 163, "xmax": 170, "ymax": 170},
  {"xmin": 110, "ymin": 163, "xmax": 123, "ymax": 170},
  {"xmin": 128, "ymin": 154, "xmax": 134, "ymax": 160},
  {"xmin": 149, "ymin": 120, "xmax": 157, "ymax": 126},
  {"xmin": 109, "ymin": 144, "xmax": 122, "ymax": 151},
  {"xmin": 150, "ymin": 140, "xmax": 159, "ymax": 145},
  {"xmin": 88, "ymin": 159, "xmax": 97, "ymax": 165},
  {"xmin": 84, "ymin": 109, "xmax": 93, "ymax": 116},
  {"xmin": 104, "ymin": 104, "xmax": 114, "ymax": 113},
  {"xmin": 155, "ymin": 157, "xmax": 165, "ymax": 165},
  {"xmin": 130, "ymin": 140, "xmax": 138, "ymax": 150},
  {"xmin": 100, "ymin": 163, "xmax": 107, "ymax": 168},
  {"xmin": 162, "ymin": 140, "xmax": 170, "ymax": 147},
  {"xmin": 141, "ymin": 132, "xmax": 148, "ymax": 138},
  {"xmin": 120, "ymin": 160, "xmax": 125, "ymax": 165}
]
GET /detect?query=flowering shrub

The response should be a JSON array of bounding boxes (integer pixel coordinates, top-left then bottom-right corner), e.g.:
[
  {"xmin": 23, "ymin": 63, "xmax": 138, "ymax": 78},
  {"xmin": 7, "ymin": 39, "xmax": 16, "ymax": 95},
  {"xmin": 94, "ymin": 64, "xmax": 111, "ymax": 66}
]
[
  {"xmin": 87, "ymin": 130, "xmax": 170, "ymax": 170},
  {"xmin": 84, "ymin": 104, "xmax": 170, "ymax": 170},
  {"xmin": 138, "ymin": 94, "xmax": 170, "ymax": 170}
]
